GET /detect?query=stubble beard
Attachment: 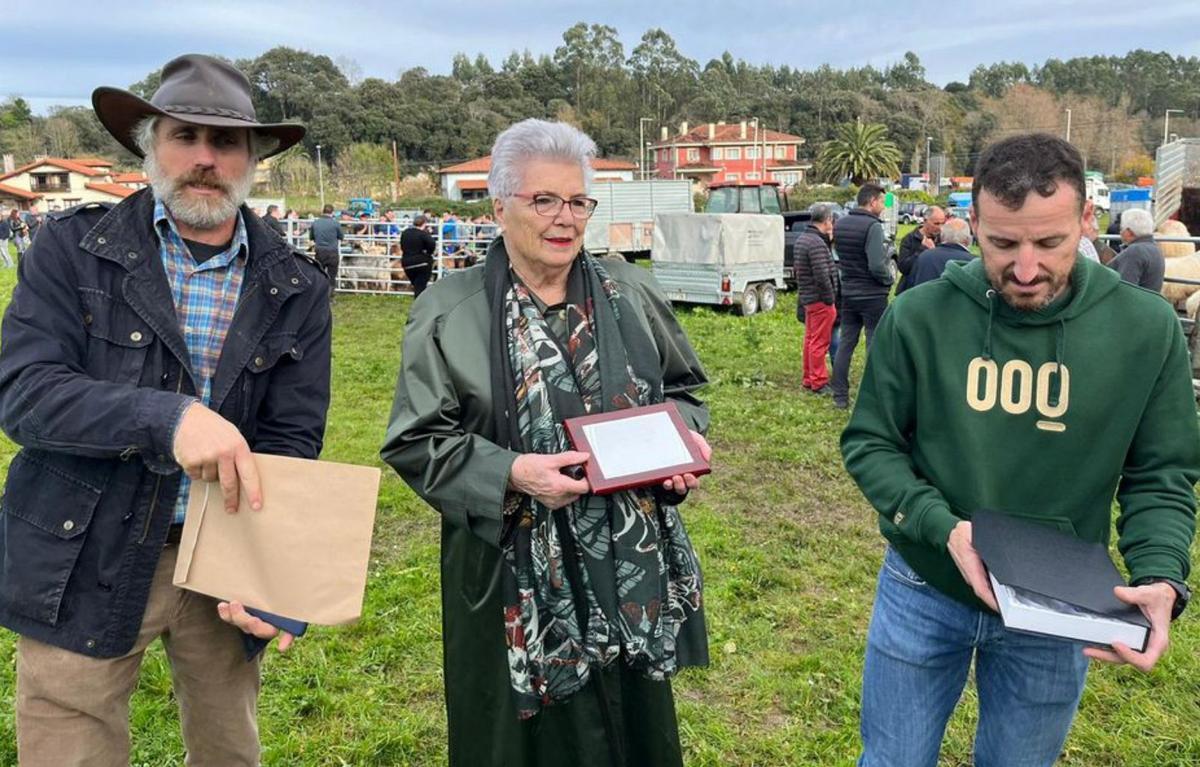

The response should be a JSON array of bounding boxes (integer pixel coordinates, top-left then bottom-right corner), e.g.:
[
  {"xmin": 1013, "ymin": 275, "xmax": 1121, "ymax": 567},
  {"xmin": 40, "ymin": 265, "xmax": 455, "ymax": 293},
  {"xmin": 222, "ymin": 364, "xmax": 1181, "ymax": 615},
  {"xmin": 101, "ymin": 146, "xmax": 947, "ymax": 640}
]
[
  {"xmin": 985, "ymin": 262, "xmax": 1071, "ymax": 312},
  {"xmin": 145, "ymin": 151, "xmax": 256, "ymax": 230}
]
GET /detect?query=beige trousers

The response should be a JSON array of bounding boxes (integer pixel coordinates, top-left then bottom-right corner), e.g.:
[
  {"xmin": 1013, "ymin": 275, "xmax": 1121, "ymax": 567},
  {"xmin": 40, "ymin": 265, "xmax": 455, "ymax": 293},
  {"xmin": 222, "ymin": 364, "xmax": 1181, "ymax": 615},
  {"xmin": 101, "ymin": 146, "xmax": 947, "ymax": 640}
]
[{"xmin": 15, "ymin": 545, "xmax": 262, "ymax": 767}]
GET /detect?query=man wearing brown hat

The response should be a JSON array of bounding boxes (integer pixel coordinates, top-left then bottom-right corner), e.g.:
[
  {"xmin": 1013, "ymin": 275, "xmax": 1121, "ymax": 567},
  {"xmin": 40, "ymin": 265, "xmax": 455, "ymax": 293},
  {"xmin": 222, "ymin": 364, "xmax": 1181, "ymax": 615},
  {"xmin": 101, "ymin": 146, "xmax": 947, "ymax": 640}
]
[{"xmin": 0, "ymin": 54, "xmax": 331, "ymax": 766}]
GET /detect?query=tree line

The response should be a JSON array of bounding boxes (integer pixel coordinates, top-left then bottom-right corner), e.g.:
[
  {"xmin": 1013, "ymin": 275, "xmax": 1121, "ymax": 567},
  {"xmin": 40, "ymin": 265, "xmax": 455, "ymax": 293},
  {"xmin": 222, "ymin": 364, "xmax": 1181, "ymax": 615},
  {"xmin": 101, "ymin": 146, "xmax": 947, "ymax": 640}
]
[{"xmin": 2, "ymin": 26, "xmax": 1199, "ymax": 199}]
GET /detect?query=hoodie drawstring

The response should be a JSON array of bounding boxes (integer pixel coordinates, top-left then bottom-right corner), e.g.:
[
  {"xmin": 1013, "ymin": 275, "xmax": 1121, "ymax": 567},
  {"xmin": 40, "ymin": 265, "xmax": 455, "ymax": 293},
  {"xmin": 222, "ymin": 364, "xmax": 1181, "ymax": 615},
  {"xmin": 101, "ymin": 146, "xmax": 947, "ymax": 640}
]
[
  {"xmin": 983, "ymin": 289, "xmax": 997, "ymax": 360},
  {"xmin": 1050, "ymin": 318, "xmax": 1066, "ymax": 407}
]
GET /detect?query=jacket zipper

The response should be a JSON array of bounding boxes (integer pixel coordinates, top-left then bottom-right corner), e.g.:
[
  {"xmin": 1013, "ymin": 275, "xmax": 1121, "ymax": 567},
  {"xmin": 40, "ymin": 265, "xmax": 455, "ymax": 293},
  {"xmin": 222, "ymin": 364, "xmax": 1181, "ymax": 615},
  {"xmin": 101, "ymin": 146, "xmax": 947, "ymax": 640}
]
[{"xmin": 139, "ymin": 370, "xmax": 185, "ymax": 544}]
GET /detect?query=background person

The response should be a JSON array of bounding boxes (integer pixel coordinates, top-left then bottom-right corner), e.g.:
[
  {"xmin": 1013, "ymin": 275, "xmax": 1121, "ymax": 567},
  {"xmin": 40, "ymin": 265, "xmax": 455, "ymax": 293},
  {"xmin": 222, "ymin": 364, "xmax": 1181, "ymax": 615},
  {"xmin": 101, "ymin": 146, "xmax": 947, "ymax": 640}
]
[
  {"xmin": 399, "ymin": 213, "xmax": 437, "ymax": 297},
  {"xmin": 1110, "ymin": 207, "xmax": 1164, "ymax": 291},
  {"xmin": 830, "ymin": 183, "xmax": 893, "ymax": 409},
  {"xmin": 382, "ymin": 118, "xmax": 712, "ymax": 767},
  {"xmin": 309, "ymin": 203, "xmax": 343, "ymax": 288},
  {"xmin": 895, "ymin": 205, "xmax": 946, "ymax": 293},
  {"xmin": 842, "ymin": 133, "xmax": 1198, "ymax": 766},
  {"xmin": 793, "ymin": 203, "xmax": 839, "ymax": 394}
]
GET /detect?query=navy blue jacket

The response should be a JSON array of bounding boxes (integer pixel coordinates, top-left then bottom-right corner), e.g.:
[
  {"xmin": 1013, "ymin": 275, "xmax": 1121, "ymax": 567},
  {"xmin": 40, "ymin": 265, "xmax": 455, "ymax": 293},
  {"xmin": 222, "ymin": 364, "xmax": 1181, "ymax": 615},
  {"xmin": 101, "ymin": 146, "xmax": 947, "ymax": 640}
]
[
  {"xmin": 0, "ymin": 189, "xmax": 332, "ymax": 657},
  {"xmin": 909, "ymin": 243, "xmax": 972, "ymax": 288}
]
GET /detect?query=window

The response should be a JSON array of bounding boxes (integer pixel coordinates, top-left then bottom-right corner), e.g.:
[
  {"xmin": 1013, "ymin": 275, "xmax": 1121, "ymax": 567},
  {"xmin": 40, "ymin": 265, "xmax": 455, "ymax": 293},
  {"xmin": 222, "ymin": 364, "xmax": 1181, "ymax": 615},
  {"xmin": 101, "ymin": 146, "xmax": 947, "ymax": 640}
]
[
  {"xmin": 725, "ymin": 173, "xmax": 740, "ymax": 182},
  {"xmin": 687, "ymin": 148, "xmax": 700, "ymax": 162},
  {"xmin": 726, "ymin": 147, "xmax": 741, "ymax": 161},
  {"xmin": 746, "ymin": 147, "xmax": 760, "ymax": 160},
  {"xmin": 712, "ymin": 147, "xmax": 724, "ymax": 161},
  {"xmin": 760, "ymin": 188, "xmax": 782, "ymax": 215},
  {"xmin": 746, "ymin": 172, "xmax": 761, "ymax": 180},
  {"xmin": 776, "ymin": 146, "xmax": 788, "ymax": 160},
  {"xmin": 740, "ymin": 187, "xmax": 761, "ymax": 213},
  {"xmin": 31, "ymin": 172, "xmax": 70, "ymax": 193}
]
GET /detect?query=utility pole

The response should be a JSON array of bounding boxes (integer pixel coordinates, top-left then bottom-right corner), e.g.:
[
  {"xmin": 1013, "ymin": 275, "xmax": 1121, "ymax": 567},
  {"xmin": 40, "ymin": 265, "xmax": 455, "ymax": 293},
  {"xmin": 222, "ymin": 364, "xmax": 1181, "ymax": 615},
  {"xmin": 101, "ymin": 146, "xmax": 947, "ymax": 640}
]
[
  {"xmin": 638, "ymin": 117, "xmax": 653, "ymax": 180},
  {"xmin": 925, "ymin": 136, "xmax": 932, "ymax": 186},
  {"xmin": 1164, "ymin": 109, "xmax": 1185, "ymax": 147},
  {"xmin": 316, "ymin": 144, "xmax": 325, "ymax": 210},
  {"xmin": 392, "ymin": 140, "xmax": 400, "ymax": 200},
  {"xmin": 1064, "ymin": 108, "xmax": 1072, "ymax": 142}
]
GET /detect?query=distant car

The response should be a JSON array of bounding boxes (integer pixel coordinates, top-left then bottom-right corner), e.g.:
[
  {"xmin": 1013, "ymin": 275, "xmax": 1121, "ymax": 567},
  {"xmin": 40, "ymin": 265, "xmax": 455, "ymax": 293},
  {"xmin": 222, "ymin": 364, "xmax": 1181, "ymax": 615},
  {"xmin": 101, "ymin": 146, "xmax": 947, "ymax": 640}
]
[{"xmin": 898, "ymin": 202, "xmax": 928, "ymax": 225}]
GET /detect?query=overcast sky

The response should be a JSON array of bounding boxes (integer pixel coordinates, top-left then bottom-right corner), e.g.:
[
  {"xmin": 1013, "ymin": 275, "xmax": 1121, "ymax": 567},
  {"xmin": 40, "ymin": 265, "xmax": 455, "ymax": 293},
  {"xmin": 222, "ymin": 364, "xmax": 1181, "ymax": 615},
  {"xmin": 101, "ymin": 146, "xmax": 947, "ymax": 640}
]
[{"xmin": 6, "ymin": 0, "xmax": 1200, "ymax": 114}]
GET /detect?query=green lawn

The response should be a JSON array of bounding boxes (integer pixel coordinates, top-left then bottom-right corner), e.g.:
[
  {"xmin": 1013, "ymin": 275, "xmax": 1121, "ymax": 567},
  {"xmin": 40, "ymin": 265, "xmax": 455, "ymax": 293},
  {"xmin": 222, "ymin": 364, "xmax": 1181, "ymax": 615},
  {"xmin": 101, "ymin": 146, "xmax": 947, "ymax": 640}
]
[{"xmin": 1, "ymin": 266, "xmax": 1199, "ymax": 766}]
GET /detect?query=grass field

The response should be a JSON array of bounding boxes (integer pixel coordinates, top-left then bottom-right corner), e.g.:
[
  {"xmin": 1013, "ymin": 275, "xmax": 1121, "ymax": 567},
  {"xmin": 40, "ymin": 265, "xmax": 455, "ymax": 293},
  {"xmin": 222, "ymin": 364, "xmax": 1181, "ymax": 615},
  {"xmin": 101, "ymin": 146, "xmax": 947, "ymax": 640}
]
[{"xmin": 1, "ymin": 257, "xmax": 1199, "ymax": 766}]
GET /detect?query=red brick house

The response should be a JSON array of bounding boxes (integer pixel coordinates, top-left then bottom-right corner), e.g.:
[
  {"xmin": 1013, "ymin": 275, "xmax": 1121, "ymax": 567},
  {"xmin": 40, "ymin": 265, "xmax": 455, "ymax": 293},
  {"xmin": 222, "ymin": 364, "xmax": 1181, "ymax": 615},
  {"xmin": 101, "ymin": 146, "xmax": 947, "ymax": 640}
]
[{"xmin": 650, "ymin": 121, "xmax": 810, "ymax": 188}]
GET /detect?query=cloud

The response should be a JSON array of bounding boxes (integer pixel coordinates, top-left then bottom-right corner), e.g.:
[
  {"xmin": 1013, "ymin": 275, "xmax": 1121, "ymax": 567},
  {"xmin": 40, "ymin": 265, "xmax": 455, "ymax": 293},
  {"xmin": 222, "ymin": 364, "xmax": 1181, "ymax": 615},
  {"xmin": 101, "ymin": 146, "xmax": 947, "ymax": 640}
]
[{"xmin": 3, "ymin": 0, "xmax": 1199, "ymax": 113}]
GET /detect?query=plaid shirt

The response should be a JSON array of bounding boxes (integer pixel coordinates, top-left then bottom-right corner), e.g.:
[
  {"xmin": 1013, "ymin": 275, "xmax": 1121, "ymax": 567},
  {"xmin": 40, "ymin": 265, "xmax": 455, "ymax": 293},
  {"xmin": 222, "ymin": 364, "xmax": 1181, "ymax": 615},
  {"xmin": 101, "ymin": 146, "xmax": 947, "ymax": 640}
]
[{"xmin": 153, "ymin": 198, "xmax": 248, "ymax": 522}]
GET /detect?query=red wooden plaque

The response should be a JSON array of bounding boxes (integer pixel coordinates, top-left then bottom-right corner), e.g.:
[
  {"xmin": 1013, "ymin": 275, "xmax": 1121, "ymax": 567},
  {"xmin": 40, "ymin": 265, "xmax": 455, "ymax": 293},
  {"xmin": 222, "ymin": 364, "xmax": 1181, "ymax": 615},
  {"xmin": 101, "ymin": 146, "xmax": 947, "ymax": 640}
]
[{"xmin": 563, "ymin": 401, "xmax": 710, "ymax": 495}]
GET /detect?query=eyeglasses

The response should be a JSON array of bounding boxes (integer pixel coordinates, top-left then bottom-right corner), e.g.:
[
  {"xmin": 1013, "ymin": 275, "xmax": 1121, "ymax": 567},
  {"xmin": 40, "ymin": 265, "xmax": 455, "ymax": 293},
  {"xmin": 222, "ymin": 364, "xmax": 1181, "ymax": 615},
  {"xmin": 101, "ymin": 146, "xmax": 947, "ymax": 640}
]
[{"xmin": 511, "ymin": 192, "xmax": 599, "ymax": 219}]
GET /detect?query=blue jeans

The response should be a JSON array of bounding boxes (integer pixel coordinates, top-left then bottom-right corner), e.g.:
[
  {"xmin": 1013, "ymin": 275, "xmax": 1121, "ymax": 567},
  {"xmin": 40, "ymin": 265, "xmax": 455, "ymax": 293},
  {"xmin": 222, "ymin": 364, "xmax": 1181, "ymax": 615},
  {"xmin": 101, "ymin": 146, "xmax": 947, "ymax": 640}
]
[{"xmin": 859, "ymin": 548, "xmax": 1090, "ymax": 767}]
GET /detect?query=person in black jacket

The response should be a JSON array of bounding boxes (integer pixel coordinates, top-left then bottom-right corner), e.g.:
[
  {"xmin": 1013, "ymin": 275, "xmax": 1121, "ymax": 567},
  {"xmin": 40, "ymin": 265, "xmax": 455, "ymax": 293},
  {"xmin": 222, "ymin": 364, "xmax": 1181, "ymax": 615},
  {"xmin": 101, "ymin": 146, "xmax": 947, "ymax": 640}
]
[
  {"xmin": 908, "ymin": 217, "xmax": 973, "ymax": 287},
  {"xmin": 262, "ymin": 203, "xmax": 287, "ymax": 238},
  {"xmin": 0, "ymin": 54, "xmax": 330, "ymax": 767},
  {"xmin": 895, "ymin": 205, "xmax": 945, "ymax": 294},
  {"xmin": 794, "ymin": 204, "xmax": 839, "ymax": 393},
  {"xmin": 400, "ymin": 214, "xmax": 438, "ymax": 297},
  {"xmin": 830, "ymin": 183, "xmax": 893, "ymax": 408}
]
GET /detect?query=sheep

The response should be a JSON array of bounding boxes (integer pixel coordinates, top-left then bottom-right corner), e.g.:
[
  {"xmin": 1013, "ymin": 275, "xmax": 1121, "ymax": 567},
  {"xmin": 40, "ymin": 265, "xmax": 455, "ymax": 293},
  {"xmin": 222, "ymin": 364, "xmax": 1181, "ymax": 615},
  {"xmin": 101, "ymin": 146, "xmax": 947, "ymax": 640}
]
[{"xmin": 1159, "ymin": 220, "xmax": 1200, "ymax": 307}]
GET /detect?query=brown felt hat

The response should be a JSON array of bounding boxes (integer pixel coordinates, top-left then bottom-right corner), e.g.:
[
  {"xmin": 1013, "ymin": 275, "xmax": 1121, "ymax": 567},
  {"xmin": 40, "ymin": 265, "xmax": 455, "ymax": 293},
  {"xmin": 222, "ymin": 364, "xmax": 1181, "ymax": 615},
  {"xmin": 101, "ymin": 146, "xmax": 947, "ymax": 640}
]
[{"xmin": 92, "ymin": 53, "xmax": 305, "ymax": 159}]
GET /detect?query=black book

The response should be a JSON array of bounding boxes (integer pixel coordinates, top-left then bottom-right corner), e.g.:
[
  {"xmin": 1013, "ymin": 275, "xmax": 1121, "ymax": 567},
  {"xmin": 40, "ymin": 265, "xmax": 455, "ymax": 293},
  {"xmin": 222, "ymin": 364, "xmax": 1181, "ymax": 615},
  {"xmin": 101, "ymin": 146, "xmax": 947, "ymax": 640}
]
[{"xmin": 973, "ymin": 510, "xmax": 1150, "ymax": 652}]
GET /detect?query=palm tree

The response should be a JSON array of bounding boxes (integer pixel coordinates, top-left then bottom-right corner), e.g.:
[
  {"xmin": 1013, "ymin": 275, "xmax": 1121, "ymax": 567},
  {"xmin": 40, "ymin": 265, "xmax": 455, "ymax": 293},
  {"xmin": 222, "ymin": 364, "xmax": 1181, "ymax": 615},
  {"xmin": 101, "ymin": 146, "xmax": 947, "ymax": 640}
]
[{"xmin": 818, "ymin": 121, "xmax": 902, "ymax": 185}]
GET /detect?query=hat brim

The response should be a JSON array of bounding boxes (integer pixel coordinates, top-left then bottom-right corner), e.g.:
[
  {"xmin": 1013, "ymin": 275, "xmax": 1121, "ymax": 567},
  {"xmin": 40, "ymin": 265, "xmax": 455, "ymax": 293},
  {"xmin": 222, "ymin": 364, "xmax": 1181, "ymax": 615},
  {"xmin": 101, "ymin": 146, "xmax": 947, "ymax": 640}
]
[{"xmin": 92, "ymin": 86, "xmax": 306, "ymax": 160}]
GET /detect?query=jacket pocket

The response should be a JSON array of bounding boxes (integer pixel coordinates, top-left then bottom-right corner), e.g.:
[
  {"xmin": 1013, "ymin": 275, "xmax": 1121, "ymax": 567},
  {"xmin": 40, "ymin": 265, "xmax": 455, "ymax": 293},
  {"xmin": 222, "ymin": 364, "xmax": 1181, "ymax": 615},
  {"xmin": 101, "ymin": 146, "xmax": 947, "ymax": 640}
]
[
  {"xmin": 238, "ymin": 332, "xmax": 301, "ymax": 424},
  {"xmin": 0, "ymin": 452, "xmax": 104, "ymax": 625},
  {"xmin": 78, "ymin": 289, "xmax": 153, "ymax": 385}
]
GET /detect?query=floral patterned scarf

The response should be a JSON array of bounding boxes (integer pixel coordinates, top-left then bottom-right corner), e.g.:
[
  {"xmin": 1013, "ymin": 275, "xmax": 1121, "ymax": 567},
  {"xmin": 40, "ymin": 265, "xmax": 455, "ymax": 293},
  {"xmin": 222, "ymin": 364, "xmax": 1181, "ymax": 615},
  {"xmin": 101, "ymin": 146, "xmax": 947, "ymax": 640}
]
[{"xmin": 484, "ymin": 239, "xmax": 706, "ymax": 720}]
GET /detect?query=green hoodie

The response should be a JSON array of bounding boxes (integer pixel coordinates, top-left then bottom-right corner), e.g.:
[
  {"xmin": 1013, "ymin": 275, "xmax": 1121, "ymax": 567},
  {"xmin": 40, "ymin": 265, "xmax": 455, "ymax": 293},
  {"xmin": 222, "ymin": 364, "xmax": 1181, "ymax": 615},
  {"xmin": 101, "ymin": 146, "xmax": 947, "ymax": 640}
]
[{"xmin": 842, "ymin": 256, "xmax": 1200, "ymax": 609}]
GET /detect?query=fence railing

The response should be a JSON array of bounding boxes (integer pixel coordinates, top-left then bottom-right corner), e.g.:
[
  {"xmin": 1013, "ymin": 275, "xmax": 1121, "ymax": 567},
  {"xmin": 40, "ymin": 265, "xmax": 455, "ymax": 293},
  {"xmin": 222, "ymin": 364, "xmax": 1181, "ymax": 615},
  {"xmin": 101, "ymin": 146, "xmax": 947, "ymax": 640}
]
[{"xmin": 280, "ymin": 217, "xmax": 499, "ymax": 295}]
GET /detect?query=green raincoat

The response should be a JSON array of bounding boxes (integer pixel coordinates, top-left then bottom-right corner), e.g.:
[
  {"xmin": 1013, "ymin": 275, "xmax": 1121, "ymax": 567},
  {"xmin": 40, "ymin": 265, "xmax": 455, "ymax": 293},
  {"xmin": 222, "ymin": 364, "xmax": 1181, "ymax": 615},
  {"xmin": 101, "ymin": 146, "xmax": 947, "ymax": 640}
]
[{"xmin": 381, "ymin": 253, "xmax": 710, "ymax": 766}]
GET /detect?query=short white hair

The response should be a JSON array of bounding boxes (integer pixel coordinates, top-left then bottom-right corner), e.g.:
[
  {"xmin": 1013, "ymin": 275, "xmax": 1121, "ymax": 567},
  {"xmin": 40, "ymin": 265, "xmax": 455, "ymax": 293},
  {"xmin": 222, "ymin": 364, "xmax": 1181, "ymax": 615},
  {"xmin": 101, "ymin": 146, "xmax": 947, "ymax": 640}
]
[
  {"xmin": 1120, "ymin": 208, "xmax": 1154, "ymax": 238},
  {"xmin": 940, "ymin": 217, "xmax": 973, "ymax": 246},
  {"xmin": 132, "ymin": 115, "xmax": 279, "ymax": 160},
  {"xmin": 487, "ymin": 118, "xmax": 596, "ymax": 200}
]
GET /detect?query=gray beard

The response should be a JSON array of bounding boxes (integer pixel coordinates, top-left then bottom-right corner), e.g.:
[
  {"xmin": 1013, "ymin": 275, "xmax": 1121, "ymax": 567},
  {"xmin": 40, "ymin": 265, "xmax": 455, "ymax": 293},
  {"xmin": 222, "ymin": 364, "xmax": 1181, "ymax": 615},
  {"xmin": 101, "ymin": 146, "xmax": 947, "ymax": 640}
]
[{"xmin": 144, "ymin": 153, "xmax": 255, "ymax": 230}]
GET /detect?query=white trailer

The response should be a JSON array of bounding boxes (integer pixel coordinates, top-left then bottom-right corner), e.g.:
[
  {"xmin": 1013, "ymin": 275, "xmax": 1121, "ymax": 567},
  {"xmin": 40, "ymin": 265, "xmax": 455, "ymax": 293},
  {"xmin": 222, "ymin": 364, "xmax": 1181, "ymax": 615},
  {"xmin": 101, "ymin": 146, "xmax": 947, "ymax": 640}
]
[
  {"xmin": 584, "ymin": 180, "xmax": 693, "ymax": 259},
  {"xmin": 1154, "ymin": 138, "xmax": 1200, "ymax": 231},
  {"xmin": 651, "ymin": 212, "xmax": 786, "ymax": 316}
]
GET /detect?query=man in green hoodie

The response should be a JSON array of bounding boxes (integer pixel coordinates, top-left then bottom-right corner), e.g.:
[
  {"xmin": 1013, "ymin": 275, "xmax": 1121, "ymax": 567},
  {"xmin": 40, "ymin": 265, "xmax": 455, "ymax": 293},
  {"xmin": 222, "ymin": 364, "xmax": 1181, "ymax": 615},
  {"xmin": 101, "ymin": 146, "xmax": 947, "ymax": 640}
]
[{"xmin": 842, "ymin": 133, "xmax": 1199, "ymax": 767}]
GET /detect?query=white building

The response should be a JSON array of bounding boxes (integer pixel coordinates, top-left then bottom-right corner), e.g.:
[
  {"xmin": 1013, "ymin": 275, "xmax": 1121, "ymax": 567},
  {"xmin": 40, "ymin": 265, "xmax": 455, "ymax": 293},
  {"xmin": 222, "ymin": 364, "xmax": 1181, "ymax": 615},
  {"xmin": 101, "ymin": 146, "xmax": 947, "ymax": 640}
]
[{"xmin": 0, "ymin": 157, "xmax": 149, "ymax": 211}]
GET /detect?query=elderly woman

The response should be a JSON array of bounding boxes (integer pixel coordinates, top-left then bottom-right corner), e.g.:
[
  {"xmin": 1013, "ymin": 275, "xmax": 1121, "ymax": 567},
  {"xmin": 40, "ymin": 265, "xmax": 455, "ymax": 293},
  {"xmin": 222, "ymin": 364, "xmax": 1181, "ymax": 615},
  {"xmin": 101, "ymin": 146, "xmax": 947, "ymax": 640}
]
[{"xmin": 381, "ymin": 119, "xmax": 711, "ymax": 766}]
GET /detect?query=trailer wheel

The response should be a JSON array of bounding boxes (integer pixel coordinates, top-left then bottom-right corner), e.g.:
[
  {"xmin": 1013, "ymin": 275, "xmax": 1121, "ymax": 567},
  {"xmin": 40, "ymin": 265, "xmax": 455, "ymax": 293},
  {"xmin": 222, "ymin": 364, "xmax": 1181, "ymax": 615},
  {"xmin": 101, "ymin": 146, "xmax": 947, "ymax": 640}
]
[
  {"xmin": 738, "ymin": 286, "xmax": 760, "ymax": 316},
  {"xmin": 757, "ymin": 283, "xmax": 777, "ymax": 313}
]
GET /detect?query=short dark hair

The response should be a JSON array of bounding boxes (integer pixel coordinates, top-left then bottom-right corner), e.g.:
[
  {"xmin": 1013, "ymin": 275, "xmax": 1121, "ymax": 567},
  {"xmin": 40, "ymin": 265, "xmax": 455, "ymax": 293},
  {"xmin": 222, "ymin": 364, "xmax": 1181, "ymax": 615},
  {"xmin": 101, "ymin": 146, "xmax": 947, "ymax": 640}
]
[
  {"xmin": 266, "ymin": 204, "xmax": 279, "ymax": 214},
  {"xmin": 322, "ymin": 204, "xmax": 334, "ymax": 214},
  {"xmin": 857, "ymin": 183, "xmax": 884, "ymax": 207},
  {"xmin": 972, "ymin": 133, "xmax": 1085, "ymax": 212}
]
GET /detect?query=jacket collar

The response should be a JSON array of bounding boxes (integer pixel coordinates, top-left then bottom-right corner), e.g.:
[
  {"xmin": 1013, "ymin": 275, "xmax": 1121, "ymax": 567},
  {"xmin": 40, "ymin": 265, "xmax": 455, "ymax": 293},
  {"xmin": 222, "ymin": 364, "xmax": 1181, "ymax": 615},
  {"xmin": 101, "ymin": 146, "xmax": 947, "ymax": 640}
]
[
  {"xmin": 78, "ymin": 188, "xmax": 309, "ymax": 292},
  {"xmin": 849, "ymin": 208, "xmax": 881, "ymax": 222},
  {"xmin": 804, "ymin": 224, "xmax": 832, "ymax": 244}
]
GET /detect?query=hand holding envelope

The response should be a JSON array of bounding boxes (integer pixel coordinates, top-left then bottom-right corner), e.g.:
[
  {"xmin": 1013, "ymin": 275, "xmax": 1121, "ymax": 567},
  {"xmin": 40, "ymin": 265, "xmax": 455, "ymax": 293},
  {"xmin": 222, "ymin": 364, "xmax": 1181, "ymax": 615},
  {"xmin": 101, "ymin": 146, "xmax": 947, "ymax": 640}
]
[{"xmin": 173, "ymin": 453, "xmax": 381, "ymax": 626}]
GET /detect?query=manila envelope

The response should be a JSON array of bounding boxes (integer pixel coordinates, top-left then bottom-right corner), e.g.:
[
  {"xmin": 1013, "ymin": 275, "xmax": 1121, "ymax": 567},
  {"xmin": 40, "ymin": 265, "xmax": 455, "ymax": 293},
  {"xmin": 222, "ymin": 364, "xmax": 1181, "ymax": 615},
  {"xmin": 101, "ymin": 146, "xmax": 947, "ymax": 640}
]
[{"xmin": 173, "ymin": 453, "xmax": 381, "ymax": 625}]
